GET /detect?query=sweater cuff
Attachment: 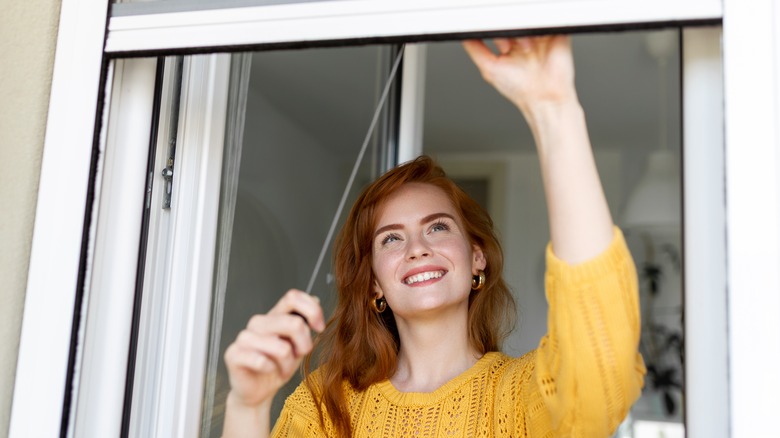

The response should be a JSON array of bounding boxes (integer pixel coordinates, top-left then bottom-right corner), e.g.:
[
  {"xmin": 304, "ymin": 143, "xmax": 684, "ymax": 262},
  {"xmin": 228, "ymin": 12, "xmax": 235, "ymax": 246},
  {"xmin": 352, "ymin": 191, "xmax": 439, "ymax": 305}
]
[{"xmin": 544, "ymin": 226, "xmax": 633, "ymax": 285}]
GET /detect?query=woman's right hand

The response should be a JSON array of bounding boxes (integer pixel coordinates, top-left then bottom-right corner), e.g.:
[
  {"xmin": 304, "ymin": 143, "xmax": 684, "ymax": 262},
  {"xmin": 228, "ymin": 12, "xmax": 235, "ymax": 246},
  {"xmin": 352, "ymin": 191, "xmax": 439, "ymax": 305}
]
[
  {"xmin": 463, "ymin": 36, "xmax": 576, "ymax": 112},
  {"xmin": 223, "ymin": 289, "xmax": 325, "ymax": 409}
]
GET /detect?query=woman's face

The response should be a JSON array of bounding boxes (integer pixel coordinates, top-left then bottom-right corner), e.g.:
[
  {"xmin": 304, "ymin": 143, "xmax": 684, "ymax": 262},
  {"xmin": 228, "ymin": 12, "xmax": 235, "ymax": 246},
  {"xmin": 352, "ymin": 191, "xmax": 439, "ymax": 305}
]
[{"xmin": 371, "ymin": 183, "xmax": 486, "ymax": 319}]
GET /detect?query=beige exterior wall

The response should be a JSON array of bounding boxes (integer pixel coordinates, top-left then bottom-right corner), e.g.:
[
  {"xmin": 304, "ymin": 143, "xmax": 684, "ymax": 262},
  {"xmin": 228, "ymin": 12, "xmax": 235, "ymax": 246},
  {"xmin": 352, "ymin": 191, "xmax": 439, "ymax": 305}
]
[{"xmin": 0, "ymin": 1, "xmax": 62, "ymax": 435}]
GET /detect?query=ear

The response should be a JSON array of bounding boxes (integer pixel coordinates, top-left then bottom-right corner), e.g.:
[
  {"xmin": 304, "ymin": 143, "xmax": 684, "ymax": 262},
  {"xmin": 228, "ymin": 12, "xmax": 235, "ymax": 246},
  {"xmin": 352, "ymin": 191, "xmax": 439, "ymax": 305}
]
[
  {"xmin": 472, "ymin": 244, "xmax": 487, "ymax": 272},
  {"xmin": 372, "ymin": 278, "xmax": 384, "ymax": 299}
]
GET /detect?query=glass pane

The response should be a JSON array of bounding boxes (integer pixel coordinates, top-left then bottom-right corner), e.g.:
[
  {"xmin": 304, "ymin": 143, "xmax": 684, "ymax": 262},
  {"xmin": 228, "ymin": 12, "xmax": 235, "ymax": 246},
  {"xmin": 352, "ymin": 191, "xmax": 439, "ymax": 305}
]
[
  {"xmin": 421, "ymin": 29, "xmax": 684, "ymax": 436},
  {"xmin": 201, "ymin": 44, "xmax": 398, "ymax": 437}
]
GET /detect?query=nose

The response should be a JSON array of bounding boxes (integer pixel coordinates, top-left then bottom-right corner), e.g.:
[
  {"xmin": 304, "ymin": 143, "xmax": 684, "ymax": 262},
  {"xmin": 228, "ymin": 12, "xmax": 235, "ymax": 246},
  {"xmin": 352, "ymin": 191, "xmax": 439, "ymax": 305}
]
[{"xmin": 405, "ymin": 234, "xmax": 432, "ymax": 260}]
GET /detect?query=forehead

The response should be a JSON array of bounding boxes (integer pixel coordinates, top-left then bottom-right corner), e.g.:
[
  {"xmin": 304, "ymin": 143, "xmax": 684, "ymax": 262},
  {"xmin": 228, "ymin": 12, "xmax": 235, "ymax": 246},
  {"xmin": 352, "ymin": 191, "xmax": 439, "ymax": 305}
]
[{"xmin": 375, "ymin": 183, "xmax": 458, "ymax": 224}]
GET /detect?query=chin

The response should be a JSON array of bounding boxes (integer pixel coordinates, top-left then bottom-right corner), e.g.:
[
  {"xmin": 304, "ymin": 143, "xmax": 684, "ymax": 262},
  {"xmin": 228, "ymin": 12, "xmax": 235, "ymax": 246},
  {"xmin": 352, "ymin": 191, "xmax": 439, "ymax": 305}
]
[{"xmin": 399, "ymin": 296, "xmax": 469, "ymax": 317}]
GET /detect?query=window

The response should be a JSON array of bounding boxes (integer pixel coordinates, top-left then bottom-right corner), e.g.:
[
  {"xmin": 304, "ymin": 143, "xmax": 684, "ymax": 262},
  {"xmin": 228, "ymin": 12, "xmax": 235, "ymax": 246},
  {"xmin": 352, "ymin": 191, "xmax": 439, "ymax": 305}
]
[
  {"xmin": 21, "ymin": 1, "xmax": 773, "ymax": 437},
  {"xmin": 132, "ymin": 29, "xmax": 692, "ymax": 437}
]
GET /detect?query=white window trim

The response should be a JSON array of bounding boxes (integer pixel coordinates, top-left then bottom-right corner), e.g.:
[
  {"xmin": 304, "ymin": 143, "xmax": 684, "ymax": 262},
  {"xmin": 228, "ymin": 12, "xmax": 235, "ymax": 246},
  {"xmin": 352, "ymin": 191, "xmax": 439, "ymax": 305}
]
[
  {"xmin": 398, "ymin": 43, "xmax": 427, "ymax": 163},
  {"xmin": 127, "ymin": 54, "xmax": 231, "ymax": 438},
  {"xmin": 723, "ymin": 0, "xmax": 780, "ymax": 435},
  {"xmin": 22, "ymin": 0, "xmax": 780, "ymax": 437},
  {"xmin": 127, "ymin": 56, "xmax": 182, "ymax": 438},
  {"xmin": 681, "ymin": 26, "xmax": 728, "ymax": 437},
  {"xmin": 10, "ymin": 0, "xmax": 109, "ymax": 436},
  {"xmin": 105, "ymin": 0, "xmax": 722, "ymax": 53},
  {"xmin": 69, "ymin": 57, "xmax": 159, "ymax": 438}
]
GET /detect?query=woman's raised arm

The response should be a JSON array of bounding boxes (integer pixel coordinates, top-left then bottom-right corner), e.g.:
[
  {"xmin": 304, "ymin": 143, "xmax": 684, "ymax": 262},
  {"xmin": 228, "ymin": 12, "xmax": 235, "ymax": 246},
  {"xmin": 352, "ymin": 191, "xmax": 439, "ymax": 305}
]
[
  {"xmin": 465, "ymin": 36, "xmax": 644, "ymax": 437},
  {"xmin": 463, "ymin": 36, "xmax": 613, "ymax": 264}
]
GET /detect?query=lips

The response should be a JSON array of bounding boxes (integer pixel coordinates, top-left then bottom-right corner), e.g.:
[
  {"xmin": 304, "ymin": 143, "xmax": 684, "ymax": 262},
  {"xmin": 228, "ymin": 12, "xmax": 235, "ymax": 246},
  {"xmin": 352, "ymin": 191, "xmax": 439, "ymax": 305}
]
[{"xmin": 402, "ymin": 266, "xmax": 447, "ymax": 285}]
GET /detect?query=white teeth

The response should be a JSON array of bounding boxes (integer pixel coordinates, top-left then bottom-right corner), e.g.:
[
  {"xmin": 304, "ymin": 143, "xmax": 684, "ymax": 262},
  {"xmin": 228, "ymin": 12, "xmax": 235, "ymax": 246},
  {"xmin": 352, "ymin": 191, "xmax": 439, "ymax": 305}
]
[{"xmin": 405, "ymin": 271, "xmax": 444, "ymax": 285}]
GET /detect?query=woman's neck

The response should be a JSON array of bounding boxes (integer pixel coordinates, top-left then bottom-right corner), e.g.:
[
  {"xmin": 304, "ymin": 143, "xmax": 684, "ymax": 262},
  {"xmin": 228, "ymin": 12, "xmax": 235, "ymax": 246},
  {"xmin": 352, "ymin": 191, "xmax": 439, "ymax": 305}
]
[{"xmin": 390, "ymin": 309, "xmax": 481, "ymax": 393}]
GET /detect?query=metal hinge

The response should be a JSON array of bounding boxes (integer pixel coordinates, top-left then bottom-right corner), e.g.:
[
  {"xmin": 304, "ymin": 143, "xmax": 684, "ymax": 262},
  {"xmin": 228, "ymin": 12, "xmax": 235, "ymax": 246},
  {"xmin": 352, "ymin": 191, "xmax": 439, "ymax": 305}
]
[
  {"xmin": 161, "ymin": 140, "xmax": 175, "ymax": 209},
  {"xmin": 145, "ymin": 168, "xmax": 154, "ymax": 209}
]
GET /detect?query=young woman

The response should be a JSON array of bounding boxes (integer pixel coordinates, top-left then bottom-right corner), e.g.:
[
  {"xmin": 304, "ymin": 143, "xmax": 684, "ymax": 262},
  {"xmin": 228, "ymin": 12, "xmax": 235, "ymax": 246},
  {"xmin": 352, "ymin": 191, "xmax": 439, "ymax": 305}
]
[{"xmin": 222, "ymin": 35, "xmax": 645, "ymax": 437}]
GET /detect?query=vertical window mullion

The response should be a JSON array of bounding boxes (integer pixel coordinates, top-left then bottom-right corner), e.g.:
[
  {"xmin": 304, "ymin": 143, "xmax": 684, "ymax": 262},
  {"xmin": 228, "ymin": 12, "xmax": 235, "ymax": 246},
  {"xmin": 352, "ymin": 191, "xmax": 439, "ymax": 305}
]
[
  {"xmin": 70, "ymin": 57, "xmax": 159, "ymax": 438},
  {"xmin": 681, "ymin": 26, "xmax": 727, "ymax": 438}
]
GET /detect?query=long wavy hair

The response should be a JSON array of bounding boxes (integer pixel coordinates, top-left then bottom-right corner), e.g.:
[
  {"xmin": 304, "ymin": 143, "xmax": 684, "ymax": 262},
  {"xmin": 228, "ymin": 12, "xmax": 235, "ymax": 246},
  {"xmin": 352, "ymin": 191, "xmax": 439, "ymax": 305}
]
[{"xmin": 304, "ymin": 155, "xmax": 516, "ymax": 436}]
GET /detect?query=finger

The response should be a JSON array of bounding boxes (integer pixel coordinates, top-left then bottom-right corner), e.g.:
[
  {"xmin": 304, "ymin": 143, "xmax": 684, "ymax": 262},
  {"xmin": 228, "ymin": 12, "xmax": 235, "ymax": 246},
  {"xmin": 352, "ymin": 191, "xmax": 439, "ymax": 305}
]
[
  {"xmin": 236, "ymin": 326, "xmax": 304, "ymax": 356},
  {"xmin": 225, "ymin": 343, "xmax": 278, "ymax": 375},
  {"xmin": 289, "ymin": 311, "xmax": 310, "ymax": 328},
  {"xmin": 463, "ymin": 39, "xmax": 499, "ymax": 73},
  {"xmin": 246, "ymin": 314, "xmax": 314, "ymax": 357},
  {"xmin": 514, "ymin": 37, "xmax": 535, "ymax": 55},
  {"xmin": 538, "ymin": 35, "xmax": 561, "ymax": 55},
  {"xmin": 290, "ymin": 294, "xmax": 325, "ymax": 332},
  {"xmin": 269, "ymin": 289, "xmax": 326, "ymax": 332},
  {"xmin": 493, "ymin": 38, "xmax": 512, "ymax": 55},
  {"xmin": 549, "ymin": 34, "xmax": 572, "ymax": 53},
  {"xmin": 254, "ymin": 336, "xmax": 302, "ymax": 379},
  {"xmin": 232, "ymin": 332, "xmax": 300, "ymax": 378}
]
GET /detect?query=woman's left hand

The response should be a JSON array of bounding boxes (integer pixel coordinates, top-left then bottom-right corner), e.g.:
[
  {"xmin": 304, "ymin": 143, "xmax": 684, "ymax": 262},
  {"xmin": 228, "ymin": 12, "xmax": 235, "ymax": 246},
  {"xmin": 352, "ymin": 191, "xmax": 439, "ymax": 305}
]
[{"xmin": 463, "ymin": 36, "xmax": 576, "ymax": 117}]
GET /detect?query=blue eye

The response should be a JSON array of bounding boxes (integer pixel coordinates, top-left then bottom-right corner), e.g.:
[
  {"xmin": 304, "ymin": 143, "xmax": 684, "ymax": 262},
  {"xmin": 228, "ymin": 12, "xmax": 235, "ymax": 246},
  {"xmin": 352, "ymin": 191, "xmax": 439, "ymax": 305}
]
[
  {"xmin": 381, "ymin": 233, "xmax": 401, "ymax": 245},
  {"xmin": 431, "ymin": 221, "xmax": 450, "ymax": 232}
]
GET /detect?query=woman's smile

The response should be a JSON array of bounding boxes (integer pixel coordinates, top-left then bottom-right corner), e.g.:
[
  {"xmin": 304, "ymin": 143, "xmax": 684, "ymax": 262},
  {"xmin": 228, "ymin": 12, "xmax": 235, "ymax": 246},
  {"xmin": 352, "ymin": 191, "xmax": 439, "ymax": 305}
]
[{"xmin": 402, "ymin": 266, "xmax": 447, "ymax": 286}]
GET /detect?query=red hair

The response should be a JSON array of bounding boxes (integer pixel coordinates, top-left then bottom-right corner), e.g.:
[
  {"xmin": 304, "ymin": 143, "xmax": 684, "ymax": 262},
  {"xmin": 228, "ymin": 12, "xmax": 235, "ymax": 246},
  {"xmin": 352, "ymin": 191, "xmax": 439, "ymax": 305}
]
[{"xmin": 304, "ymin": 155, "xmax": 516, "ymax": 435}]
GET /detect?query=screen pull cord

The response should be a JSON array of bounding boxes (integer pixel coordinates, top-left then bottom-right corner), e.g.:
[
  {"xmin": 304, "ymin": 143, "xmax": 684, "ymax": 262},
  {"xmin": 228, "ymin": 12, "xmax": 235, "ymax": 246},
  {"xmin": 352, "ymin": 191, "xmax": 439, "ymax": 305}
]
[{"xmin": 303, "ymin": 45, "xmax": 405, "ymax": 297}]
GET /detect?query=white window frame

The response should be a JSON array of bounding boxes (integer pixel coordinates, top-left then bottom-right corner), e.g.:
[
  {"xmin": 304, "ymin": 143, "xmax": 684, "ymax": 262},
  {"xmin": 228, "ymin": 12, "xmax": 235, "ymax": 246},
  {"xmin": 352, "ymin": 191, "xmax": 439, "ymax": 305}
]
[
  {"xmin": 104, "ymin": 0, "xmax": 722, "ymax": 53},
  {"xmin": 681, "ymin": 26, "xmax": 727, "ymax": 437},
  {"xmin": 722, "ymin": 1, "xmax": 780, "ymax": 436},
  {"xmin": 125, "ymin": 53, "xmax": 232, "ymax": 438},
  {"xmin": 12, "ymin": 0, "xmax": 780, "ymax": 437},
  {"xmin": 67, "ymin": 57, "xmax": 160, "ymax": 438}
]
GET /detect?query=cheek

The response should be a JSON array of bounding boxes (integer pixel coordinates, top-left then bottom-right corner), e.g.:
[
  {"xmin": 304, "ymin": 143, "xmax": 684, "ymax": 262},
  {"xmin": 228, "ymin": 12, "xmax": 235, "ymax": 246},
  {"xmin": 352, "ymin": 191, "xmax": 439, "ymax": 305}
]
[
  {"xmin": 440, "ymin": 238, "xmax": 473, "ymax": 260},
  {"xmin": 372, "ymin": 250, "xmax": 408, "ymax": 290},
  {"xmin": 371, "ymin": 251, "xmax": 393, "ymax": 281}
]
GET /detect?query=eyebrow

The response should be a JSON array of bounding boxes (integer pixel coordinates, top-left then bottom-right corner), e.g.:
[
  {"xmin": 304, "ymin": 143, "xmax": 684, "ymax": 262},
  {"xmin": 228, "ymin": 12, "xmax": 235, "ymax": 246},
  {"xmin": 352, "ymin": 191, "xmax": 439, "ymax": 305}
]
[{"xmin": 373, "ymin": 212, "xmax": 456, "ymax": 238}]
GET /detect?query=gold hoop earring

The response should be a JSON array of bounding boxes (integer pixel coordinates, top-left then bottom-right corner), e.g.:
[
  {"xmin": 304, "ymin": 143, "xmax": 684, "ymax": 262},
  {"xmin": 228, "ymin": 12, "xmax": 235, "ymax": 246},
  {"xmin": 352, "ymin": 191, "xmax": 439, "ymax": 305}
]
[
  {"xmin": 471, "ymin": 270, "xmax": 486, "ymax": 291},
  {"xmin": 372, "ymin": 296, "xmax": 387, "ymax": 313}
]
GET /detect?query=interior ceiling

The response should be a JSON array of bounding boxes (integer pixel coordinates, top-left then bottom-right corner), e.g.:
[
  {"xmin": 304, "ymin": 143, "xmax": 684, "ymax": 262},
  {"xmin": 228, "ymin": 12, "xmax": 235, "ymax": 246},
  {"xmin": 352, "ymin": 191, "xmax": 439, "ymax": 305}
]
[{"xmin": 248, "ymin": 29, "xmax": 681, "ymax": 156}]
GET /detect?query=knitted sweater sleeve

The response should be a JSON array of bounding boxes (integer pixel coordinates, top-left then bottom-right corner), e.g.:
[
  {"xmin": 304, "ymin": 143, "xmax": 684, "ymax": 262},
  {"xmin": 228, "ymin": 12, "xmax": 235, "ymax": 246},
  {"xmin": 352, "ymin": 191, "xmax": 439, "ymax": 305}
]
[{"xmin": 527, "ymin": 227, "xmax": 646, "ymax": 436}]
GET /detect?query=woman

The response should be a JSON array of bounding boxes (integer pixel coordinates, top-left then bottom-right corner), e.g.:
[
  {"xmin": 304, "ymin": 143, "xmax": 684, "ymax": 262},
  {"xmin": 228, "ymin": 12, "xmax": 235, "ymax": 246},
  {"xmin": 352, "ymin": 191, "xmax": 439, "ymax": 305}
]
[{"xmin": 222, "ymin": 35, "xmax": 645, "ymax": 437}]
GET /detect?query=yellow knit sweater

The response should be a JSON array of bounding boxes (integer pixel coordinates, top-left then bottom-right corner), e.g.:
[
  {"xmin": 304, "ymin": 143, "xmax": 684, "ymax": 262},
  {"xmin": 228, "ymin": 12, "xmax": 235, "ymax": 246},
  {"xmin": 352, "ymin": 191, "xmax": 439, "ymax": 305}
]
[{"xmin": 272, "ymin": 228, "xmax": 645, "ymax": 437}]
